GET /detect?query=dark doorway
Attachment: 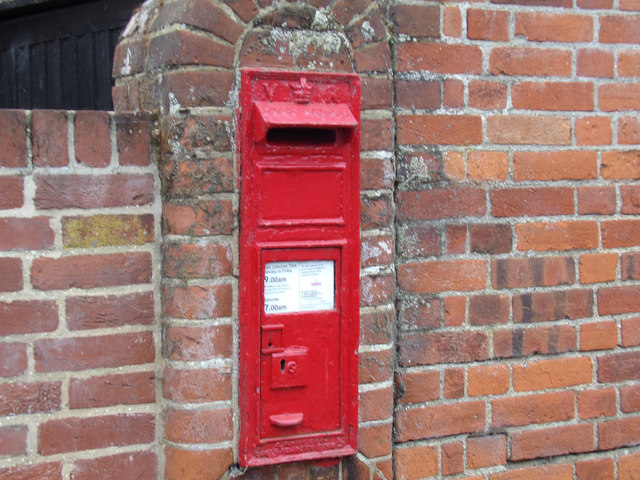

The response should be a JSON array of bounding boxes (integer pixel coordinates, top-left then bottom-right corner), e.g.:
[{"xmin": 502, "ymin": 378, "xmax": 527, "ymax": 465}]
[{"xmin": 0, "ymin": 0, "xmax": 141, "ymax": 110}]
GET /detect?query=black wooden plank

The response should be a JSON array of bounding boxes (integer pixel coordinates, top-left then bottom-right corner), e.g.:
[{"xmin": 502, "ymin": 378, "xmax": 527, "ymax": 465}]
[
  {"xmin": 94, "ymin": 29, "xmax": 111, "ymax": 110},
  {"xmin": 30, "ymin": 42, "xmax": 47, "ymax": 108},
  {"xmin": 75, "ymin": 32, "xmax": 93, "ymax": 110},
  {"xmin": 14, "ymin": 44, "xmax": 30, "ymax": 108},
  {"xmin": 44, "ymin": 38, "xmax": 61, "ymax": 108},
  {"xmin": 0, "ymin": 49, "xmax": 16, "ymax": 107},
  {"xmin": 59, "ymin": 35, "xmax": 76, "ymax": 108}
]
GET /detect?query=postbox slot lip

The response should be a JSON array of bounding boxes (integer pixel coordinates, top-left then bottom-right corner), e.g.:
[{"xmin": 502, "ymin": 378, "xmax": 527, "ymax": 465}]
[{"xmin": 253, "ymin": 101, "xmax": 357, "ymax": 143}]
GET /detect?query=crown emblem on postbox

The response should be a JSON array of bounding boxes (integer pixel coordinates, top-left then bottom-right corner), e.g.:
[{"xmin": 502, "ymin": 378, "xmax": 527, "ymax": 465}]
[{"xmin": 292, "ymin": 77, "xmax": 312, "ymax": 104}]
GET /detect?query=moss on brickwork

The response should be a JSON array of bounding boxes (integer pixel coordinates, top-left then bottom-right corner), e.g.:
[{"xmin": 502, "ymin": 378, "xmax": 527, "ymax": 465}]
[{"xmin": 62, "ymin": 215, "xmax": 154, "ymax": 248}]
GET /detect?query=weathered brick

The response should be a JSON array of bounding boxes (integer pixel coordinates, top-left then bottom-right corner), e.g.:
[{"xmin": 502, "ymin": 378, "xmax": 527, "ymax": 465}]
[
  {"xmin": 445, "ymin": 224, "xmax": 466, "ymax": 254},
  {"xmin": 39, "ymin": 414, "xmax": 154, "ymax": 455},
  {"xmin": 622, "ymin": 316, "xmax": 640, "ymax": 347},
  {"xmin": 0, "ymin": 462, "xmax": 62, "ymax": 480},
  {"xmin": 598, "ymin": 416, "xmax": 640, "ymax": 450},
  {"xmin": 576, "ymin": 458, "xmax": 615, "ymax": 480},
  {"xmin": 361, "ymin": 77, "xmax": 392, "ymax": 110},
  {"xmin": 494, "ymin": 325, "xmax": 578, "ymax": 358},
  {"xmin": 66, "ymin": 292, "xmax": 153, "ymax": 330},
  {"xmin": 510, "ymin": 423, "xmax": 593, "ymax": 461},
  {"xmin": 396, "ymin": 370, "xmax": 441, "ymax": 405},
  {"xmin": 469, "ymin": 294, "xmax": 510, "ymax": 325},
  {"xmin": 164, "ymin": 284, "xmax": 232, "ymax": 319},
  {"xmin": 578, "ymin": 186, "xmax": 616, "ymax": 214},
  {"xmin": 238, "ymin": 30, "xmax": 294, "ymax": 69},
  {"xmin": 578, "ymin": 388, "xmax": 616, "ymax": 419},
  {"xmin": 163, "ymin": 325, "xmax": 232, "ymax": 361},
  {"xmin": 599, "ymin": 84, "xmax": 640, "ymax": 111},
  {"xmin": 468, "ymin": 9, "xmax": 509, "ymax": 41},
  {"xmin": 35, "ymin": 332, "xmax": 154, "ymax": 372},
  {"xmin": 513, "ymin": 356, "xmax": 592, "ymax": 391},
  {"xmin": 399, "ymin": 330, "xmax": 490, "ymax": 366},
  {"xmin": 354, "ymin": 42, "xmax": 392, "ymax": 73},
  {"xmin": 397, "ymin": 43, "xmax": 482, "ymax": 74},
  {"xmin": 395, "ymin": 401, "xmax": 485, "ymax": 442},
  {"xmin": 468, "ymin": 151, "xmax": 509, "ymax": 181},
  {"xmin": 393, "ymin": 4, "xmax": 439, "ymax": 37},
  {"xmin": 361, "ymin": 273, "xmax": 394, "ymax": 306},
  {"xmin": 619, "ymin": 49, "xmax": 640, "ymax": 77},
  {"xmin": 359, "ymin": 349, "xmax": 393, "ymax": 385},
  {"xmin": 32, "ymin": 110, "xmax": 69, "ymax": 167},
  {"xmin": 361, "ymin": 235, "xmax": 393, "ymax": 268},
  {"xmin": 467, "ymin": 435, "xmax": 507, "ymax": 469},
  {"xmin": 361, "ymin": 157, "xmax": 393, "ymax": 190},
  {"xmin": 581, "ymin": 321, "xmax": 618, "ymax": 351},
  {"xmin": 442, "ymin": 441, "xmax": 464, "ymax": 475},
  {"xmin": 398, "ymin": 115, "xmax": 482, "ymax": 146},
  {"xmin": 516, "ymin": 221, "xmax": 598, "ymax": 251},
  {"xmin": 580, "ymin": 253, "xmax": 617, "ymax": 284},
  {"xmin": 621, "ymin": 384, "xmax": 640, "ymax": 412},
  {"xmin": 490, "ymin": 47, "xmax": 572, "ymax": 76},
  {"xmin": 443, "ymin": 6, "xmax": 462, "ymax": 38},
  {"xmin": 487, "ymin": 116, "xmax": 571, "ymax": 145},
  {"xmin": 468, "ymin": 364, "xmax": 509, "ymax": 396},
  {"xmin": 513, "ymin": 151, "xmax": 598, "ymax": 180},
  {"xmin": 395, "ymin": 79, "xmax": 440, "ymax": 110},
  {"xmin": 0, "ymin": 176, "xmax": 23, "ymax": 210},
  {"xmin": 0, "ymin": 381, "xmax": 61, "ymax": 416},
  {"xmin": 31, "ymin": 252, "xmax": 151, "ymax": 290},
  {"xmin": 164, "ymin": 242, "xmax": 232, "ymax": 279},
  {"xmin": 0, "ymin": 343, "xmax": 27, "ymax": 377},
  {"xmin": 600, "ymin": 15, "xmax": 640, "ymax": 44},
  {"xmin": 576, "ymin": 116, "xmax": 613, "ymax": 145},
  {"xmin": 577, "ymin": 49, "xmax": 614, "ymax": 78},
  {"xmin": 358, "ymin": 422, "xmax": 392, "ymax": 458},
  {"xmin": 360, "ymin": 387, "xmax": 393, "ymax": 422},
  {"xmin": 163, "ymin": 367, "xmax": 232, "ymax": 403},
  {"xmin": 0, "ymin": 110, "xmax": 27, "ymax": 167},
  {"xmin": 444, "ymin": 368, "xmax": 465, "ymax": 399},
  {"xmin": 599, "ymin": 285, "xmax": 640, "ymax": 315},
  {"xmin": 397, "ymin": 188, "xmax": 485, "ymax": 220},
  {"xmin": 492, "ymin": 391, "xmax": 575, "ymax": 428},
  {"xmin": 492, "ymin": 256, "xmax": 575, "ymax": 289},
  {"xmin": 0, "ymin": 425, "xmax": 27, "ymax": 456},
  {"xmin": 360, "ymin": 309, "xmax": 394, "ymax": 345},
  {"xmin": 71, "ymin": 452, "xmax": 157, "ymax": 480},
  {"xmin": 35, "ymin": 174, "xmax": 154, "ymax": 209},
  {"xmin": 163, "ymin": 200, "xmax": 233, "ymax": 236},
  {"xmin": 398, "ymin": 259, "xmax": 486, "ymax": 293},
  {"xmin": 361, "ymin": 117, "xmax": 393, "ymax": 151},
  {"xmin": 394, "ymin": 445, "xmax": 438, "ymax": 480},
  {"xmin": 492, "ymin": 187, "xmax": 574, "ymax": 217},
  {"xmin": 148, "ymin": 30, "xmax": 234, "ymax": 69},
  {"xmin": 62, "ymin": 214, "xmax": 153, "ymax": 248},
  {"xmin": 443, "ymin": 79, "xmax": 464, "ymax": 108},
  {"xmin": 0, "ymin": 217, "xmax": 54, "ymax": 251},
  {"xmin": 69, "ymin": 372, "xmax": 155, "ymax": 409},
  {"xmin": 470, "ymin": 224, "xmax": 512, "ymax": 254},
  {"xmin": 163, "ymin": 157, "xmax": 233, "ymax": 197},
  {"xmin": 0, "ymin": 300, "xmax": 58, "ymax": 335},
  {"xmin": 602, "ymin": 220, "xmax": 640, "ymax": 248},
  {"xmin": 75, "ymin": 111, "xmax": 111, "ymax": 168},
  {"xmin": 116, "ymin": 112, "xmax": 151, "ymax": 166},
  {"xmin": 361, "ymin": 194, "xmax": 393, "ymax": 230},
  {"xmin": 515, "ymin": 12, "xmax": 593, "ymax": 42},
  {"xmin": 165, "ymin": 408, "xmax": 233, "ymax": 444},
  {"xmin": 490, "ymin": 464, "xmax": 573, "ymax": 480},
  {"xmin": 619, "ymin": 116, "xmax": 640, "ymax": 144},
  {"xmin": 598, "ymin": 350, "xmax": 640, "ymax": 382},
  {"xmin": 622, "ymin": 185, "xmax": 640, "ymax": 214},
  {"xmin": 165, "ymin": 446, "xmax": 233, "ymax": 480},
  {"xmin": 469, "ymin": 81, "xmax": 507, "ymax": 109}
]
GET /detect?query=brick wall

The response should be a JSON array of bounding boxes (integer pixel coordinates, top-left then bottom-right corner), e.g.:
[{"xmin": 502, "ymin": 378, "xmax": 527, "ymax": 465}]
[
  {"xmin": 1, "ymin": 0, "xmax": 639, "ymax": 479},
  {"xmin": 0, "ymin": 110, "xmax": 160, "ymax": 479}
]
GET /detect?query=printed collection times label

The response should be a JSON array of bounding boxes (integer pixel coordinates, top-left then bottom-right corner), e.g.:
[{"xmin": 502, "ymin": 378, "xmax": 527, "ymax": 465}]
[{"xmin": 264, "ymin": 261, "xmax": 335, "ymax": 314}]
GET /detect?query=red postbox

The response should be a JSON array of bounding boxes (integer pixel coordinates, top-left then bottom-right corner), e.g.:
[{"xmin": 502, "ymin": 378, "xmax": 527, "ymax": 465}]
[{"xmin": 238, "ymin": 69, "xmax": 360, "ymax": 466}]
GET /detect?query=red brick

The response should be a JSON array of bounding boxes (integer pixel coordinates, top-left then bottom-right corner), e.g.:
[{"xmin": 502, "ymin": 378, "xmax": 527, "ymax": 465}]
[
  {"xmin": 35, "ymin": 332, "xmax": 154, "ymax": 372},
  {"xmin": 581, "ymin": 321, "xmax": 618, "ymax": 351},
  {"xmin": 491, "ymin": 0, "xmax": 572, "ymax": 5},
  {"xmin": 515, "ymin": 12, "xmax": 593, "ymax": 42},
  {"xmin": 346, "ymin": 9, "xmax": 387, "ymax": 49},
  {"xmin": 619, "ymin": 116, "xmax": 640, "ymax": 144},
  {"xmin": 399, "ymin": 330, "xmax": 489, "ymax": 366},
  {"xmin": 600, "ymin": 15, "xmax": 640, "ymax": 44},
  {"xmin": 116, "ymin": 112, "xmax": 151, "ymax": 166},
  {"xmin": 164, "ymin": 242, "xmax": 232, "ymax": 279},
  {"xmin": 361, "ymin": 117, "xmax": 393, "ymax": 151},
  {"xmin": 75, "ymin": 111, "xmax": 111, "ymax": 168},
  {"xmin": 66, "ymin": 292, "xmax": 153, "ymax": 330},
  {"xmin": 279, "ymin": 462, "xmax": 308, "ymax": 480},
  {"xmin": 487, "ymin": 115, "xmax": 571, "ymax": 145},
  {"xmin": 602, "ymin": 220, "xmax": 640, "ymax": 248},
  {"xmin": 622, "ymin": 316, "xmax": 640, "ymax": 347},
  {"xmin": 599, "ymin": 84, "xmax": 640, "ymax": 111},
  {"xmin": 442, "ymin": 441, "xmax": 464, "ymax": 475},
  {"xmin": 360, "ymin": 273, "xmax": 394, "ymax": 307},
  {"xmin": 622, "ymin": 185, "xmax": 640, "ymax": 214},
  {"xmin": 580, "ymin": 253, "xmax": 617, "ymax": 284},
  {"xmin": 361, "ymin": 235, "xmax": 393, "ymax": 268},
  {"xmin": 394, "ymin": 445, "xmax": 438, "ymax": 480},
  {"xmin": 163, "ymin": 70, "xmax": 233, "ymax": 110},
  {"xmin": 492, "ymin": 187, "xmax": 574, "ymax": 217},
  {"xmin": 513, "ymin": 356, "xmax": 592, "ymax": 391},
  {"xmin": 0, "ymin": 462, "xmax": 62, "ymax": 480},
  {"xmin": 576, "ymin": 116, "xmax": 612, "ymax": 145},
  {"xmin": 32, "ymin": 110, "xmax": 69, "ymax": 167},
  {"xmin": 361, "ymin": 157, "xmax": 393, "ymax": 190},
  {"xmin": 445, "ymin": 224, "xmax": 465, "ymax": 254},
  {"xmin": 398, "ymin": 259, "xmax": 486, "ymax": 293},
  {"xmin": 398, "ymin": 224, "xmax": 440, "ymax": 258},
  {"xmin": 397, "ymin": 43, "xmax": 482, "ymax": 74},
  {"xmin": 397, "ymin": 188, "xmax": 485, "ymax": 220},
  {"xmin": 444, "ymin": 368, "xmax": 465, "ymax": 399},
  {"xmin": 163, "ymin": 200, "xmax": 233, "ymax": 236},
  {"xmin": 577, "ymin": 49, "xmax": 614, "ymax": 78},
  {"xmin": 71, "ymin": 452, "xmax": 157, "ymax": 480},
  {"xmin": 494, "ymin": 325, "xmax": 578, "ymax": 358},
  {"xmin": 490, "ymin": 464, "xmax": 573, "ymax": 480},
  {"xmin": 164, "ymin": 114, "xmax": 231, "ymax": 152},
  {"xmin": 0, "ymin": 176, "xmax": 23, "ymax": 209},
  {"xmin": 0, "ymin": 300, "xmax": 58, "ymax": 335},
  {"xmin": 510, "ymin": 423, "xmax": 593, "ymax": 461},
  {"xmin": 492, "ymin": 391, "xmax": 574, "ymax": 428},
  {"xmin": 39, "ymin": 413, "xmax": 154, "ymax": 454},
  {"xmin": 396, "ymin": 370, "xmax": 440, "ymax": 405},
  {"xmin": 0, "ymin": 425, "xmax": 27, "ymax": 456},
  {"xmin": 599, "ymin": 285, "xmax": 640, "ymax": 315},
  {"xmin": 359, "ymin": 349, "xmax": 393, "ymax": 385},
  {"xmin": 360, "ymin": 309, "xmax": 394, "ymax": 345},
  {"xmin": 514, "ymin": 81, "xmax": 594, "ymax": 111},
  {"xmin": 35, "ymin": 174, "xmax": 153, "ymax": 209},
  {"xmin": 395, "ymin": 401, "xmax": 485, "ymax": 442},
  {"xmin": 238, "ymin": 30, "xmax": 294, "ymax": 69},
  {"xmin": 361, "ymin": 77, "xmax": 392, "ymax": 110},
  {"xmin": 148, "ymin": 29, "xmax": 233, "ymax": 69},
  {"xmin": 468, "ymin": 9, "xmax": 509, "ymax": 41},
  {"xmin": 165, "ymin": 407, "xmax": 232, "ymax": 444},
  {"xmin": 398, "ymin": 115, "xmax": 482, "ymax": 146},
  {"xmin": 516, "ymin": 221, "xmax": 598, "ymax": 251},
  {"xmin": 621, "ymin": 384, "xmax": 640, "ymax": 412},
  {"xmin": 360, "ymin": 387, "xmax": 393, "ymax": 422},
  {"xmin": 468, "ymin": 151, "xmax": 509, "ymax": 181},
  {"xmin": 490, "ymin": 47, "xmax": 572, "ymax": 76},
  {"xmin": 578, "ymin": 0, "xmax": 613, "ymax": 6},
  {"xmin": 578, "ymin": 186, "xmax": 616, "ymax": 214},
  {"xmin": 598, "ymin": 350, "xmax": 640, "ymax": 382},
  {"xmin": 598, "ymin": 416, "xmax": 640, "ymax": 450},
  {"xmin": 0, "ymin": 110, "xmax": 27, "ymax": 167},
  {"xmin": 576, "ymin": 457, "xmax": 614, "ymax": 480},
  {"xmin": 578, "ymin": 388, "xmax": 616, "ymax": 419},
  {"xmin": 0, "ymin": 217, "xmax": 54, "ymax": 251},
  {"xmin": 165, "ymin": 446, "xmax": 233, "ymax": 480},
  {"xmin": 0, "ymin": 381, "xmax": 61, "ymax": 416},
  {"xmin": 69, "ymin": 371, "xmax": 155, "ymax": 409},
  {"xmin": 443, "ymin": 79, "xmax": 463, "ymax": 108},
  {"xmin": 354, "ymin": 42, "xmax": 392, "ymax": 73},
  {"xmin": 469, "ymin": 294, "xmax": 510, "ymax": 325},
  {"xmin": 514, "ymin": 151, "xmax": 598, "ymax": 180},
  {"xmin": 443, "ymin": 6, "xmax": 462, "ymax": 38},
  {"xmin": 468, "ymin": 436, "xmax": 507, "ymax": 469},
  {"xmin": 399, "ymin": 296, "xmax": 441, "ymax": 331},
  {"xmin": 621, "ymin": 0, "xmax": 640, "ymax": 9},
  {"xmin": 163, "ymin": 367, "xmax": 231, "ymax": 403},
  {"xmin": 469, "ymin": 81, "xmax": 507, "ymax": 109},
  {"xmin": 393, "ymin": 4, "xmax": 439, "ymax": 37},
  {"xmin": 619, "ymin": 50, "xmax": 640, "ymax": 77},
  {"xmin": 358, "ymin": 422, "xmax": 392, "ymax": 458},
  {"xmin": 468, "ymin": 364, "xmax": 509, "ymax": 396},
  {"xmin": 492, "ymin": 256, "xmax": 575, "ymax": 289},
  {"xmin": 31, "ymin": 252, "xmax": 151, "ymax": 290},
  {"xmin": 0, "ymin": 343, "xmax": 27, "ymax": 377},
  {"xmin": 470, "ymin": 224, "xmax": 512, "ymax": 254},
  {"xmin": 163, "ymin": 325, "xmax": 232, "ymax": 361},
  {"xmin": 361, "ymin": 194, "xmax": 393, "ymax": 230}
]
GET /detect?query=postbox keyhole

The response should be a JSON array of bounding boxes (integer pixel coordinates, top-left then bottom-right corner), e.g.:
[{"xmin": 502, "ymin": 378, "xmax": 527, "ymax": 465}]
[{"xmin": 280, "ymin": 359, "xmax": 286, "ymax": 373}]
